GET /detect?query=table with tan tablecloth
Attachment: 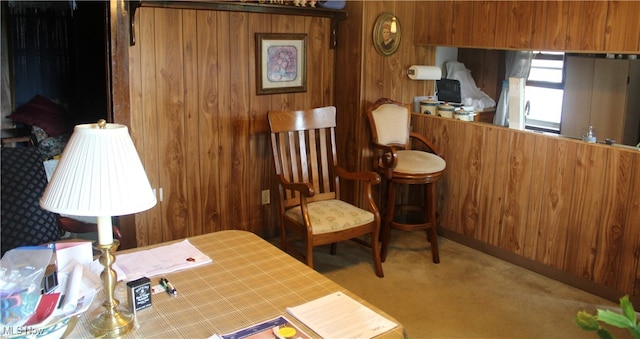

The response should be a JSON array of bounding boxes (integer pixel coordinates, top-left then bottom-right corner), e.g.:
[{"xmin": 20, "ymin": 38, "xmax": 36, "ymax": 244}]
[{"xmin": 66, "ymin": 230, "xmax": 404, "ymax": 338}]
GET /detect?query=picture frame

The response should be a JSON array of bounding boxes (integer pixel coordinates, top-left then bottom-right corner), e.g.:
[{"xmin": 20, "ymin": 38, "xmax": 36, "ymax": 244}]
[
  {"xmin": 373, "ymin": 13, "xmax": 401, "ymax": 57},
  {"xmin": 256, "ymin": 33, "xmax": 307, "ymax": 95}
]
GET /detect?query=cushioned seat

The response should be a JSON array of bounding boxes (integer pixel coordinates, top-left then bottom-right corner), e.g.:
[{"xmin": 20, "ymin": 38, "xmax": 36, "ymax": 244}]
[
  {"xmin": 284, "ymin": 199, "xmax": 376, "ymax": 235},
  {"xmin": 392, "ymin": 150, "xmax": 446, "ymax": 174}
]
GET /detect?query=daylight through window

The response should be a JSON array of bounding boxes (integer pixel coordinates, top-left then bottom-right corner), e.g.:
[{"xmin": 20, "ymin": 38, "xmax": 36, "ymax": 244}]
[{"xmin": 525, "ymin": 51, "xmax": 565, "ymax": 132}]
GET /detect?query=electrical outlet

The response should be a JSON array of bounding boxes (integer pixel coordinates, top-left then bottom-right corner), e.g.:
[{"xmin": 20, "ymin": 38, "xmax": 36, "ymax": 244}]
[{"xmin": 261, "ymin": 189, "xmax": 270, "ymax": 205}]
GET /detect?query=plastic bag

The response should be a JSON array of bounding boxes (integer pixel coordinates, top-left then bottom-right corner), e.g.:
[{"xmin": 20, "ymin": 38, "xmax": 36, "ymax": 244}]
[{"xmin": 0, "ymin": 246, "xmax": 53, "ymax": 327}]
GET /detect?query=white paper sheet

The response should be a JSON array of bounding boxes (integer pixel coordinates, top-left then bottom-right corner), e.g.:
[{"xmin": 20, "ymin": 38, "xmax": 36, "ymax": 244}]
[
  {"xmin": 114, "ymin": 239, "xmax": 212, "ymax": 281},
  {"xmin": 55, "ymin": 241, "xmax": 93, "ymax": 272},
  {"xmin": 286, "ymin": 292, "xmax": 397, "ymax": 339},
  {"xmin": 62, "ymin": 264, "xmax": 83, "ymax": 312}
]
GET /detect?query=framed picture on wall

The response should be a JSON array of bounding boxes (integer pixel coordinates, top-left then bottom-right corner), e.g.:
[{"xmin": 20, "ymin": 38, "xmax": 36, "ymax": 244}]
[
  {"xmin": 373, "ymin": 13, "xmax": 401, "ymax": 57},
  {"xmin": 255, "ymin": 33, "xmax": 307, "ymax": 95}
]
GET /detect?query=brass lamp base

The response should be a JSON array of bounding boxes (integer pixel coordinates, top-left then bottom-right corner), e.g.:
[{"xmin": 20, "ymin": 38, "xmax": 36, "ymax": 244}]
[
  {"xmin": 90, "ymin": 309, "xmax": 135, "ymax": 338},
  {"xmin": 90, "ymin": 240, "xmax": 135, "ymax": 338}
]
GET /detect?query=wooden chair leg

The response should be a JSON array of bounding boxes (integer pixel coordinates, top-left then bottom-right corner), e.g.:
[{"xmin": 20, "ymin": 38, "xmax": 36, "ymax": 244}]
[
  {"xmin": 306, "ymin": 238, "xmax": 315, "ymax": 269},
  {"xmin": 330, "ymin": 243, "xmax": 337, "ymax": 255},
  {"xmin": 280, "ymin": 230, "xmax": 287, "ymax": 251},
  {"xmin": 380, "ymin": 181, "xmax": 396, "ymax": 262},
  {"xmin": 426, "ymin": 182, "xmax": 440, "ymax": 264},
  {"xmin": 371, "ymin": 229, "xmax": 384, "ymax": 277}
]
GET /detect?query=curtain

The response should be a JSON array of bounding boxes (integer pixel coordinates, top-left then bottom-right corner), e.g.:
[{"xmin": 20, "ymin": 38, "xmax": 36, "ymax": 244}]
[{"xmin": 493, "ymin": 51, "xmax": 534, "ymax": 126}]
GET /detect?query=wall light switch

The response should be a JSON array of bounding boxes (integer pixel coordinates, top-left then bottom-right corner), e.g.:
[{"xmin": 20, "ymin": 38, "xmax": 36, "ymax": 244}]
[{"xmin": 261, "ymin": 190, "xmax": 270, "ymax": 205}]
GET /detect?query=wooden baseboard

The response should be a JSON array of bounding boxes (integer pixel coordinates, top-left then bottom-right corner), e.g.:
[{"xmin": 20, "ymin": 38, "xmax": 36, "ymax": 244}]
[{"xmin": 439, "ymin": 228, "xmax": 640, "ymax": 306}]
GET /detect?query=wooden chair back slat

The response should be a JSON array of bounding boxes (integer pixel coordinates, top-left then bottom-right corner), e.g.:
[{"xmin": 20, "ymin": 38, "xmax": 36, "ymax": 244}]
[{"xmin": 269, "ymin": 107, "xmax": 338, "ymax": 209}]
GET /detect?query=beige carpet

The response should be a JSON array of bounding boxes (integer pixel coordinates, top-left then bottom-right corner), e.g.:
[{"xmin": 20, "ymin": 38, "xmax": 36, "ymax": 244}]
[{"xmin": 301, "ymin": 230, "xmax": 630, "ymax": 339}]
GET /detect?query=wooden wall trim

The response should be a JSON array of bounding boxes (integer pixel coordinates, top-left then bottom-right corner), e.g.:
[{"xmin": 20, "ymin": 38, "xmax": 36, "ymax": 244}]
[{"xmin": 129, "ymin": 1, "xmax": 347, "ymax": 48}]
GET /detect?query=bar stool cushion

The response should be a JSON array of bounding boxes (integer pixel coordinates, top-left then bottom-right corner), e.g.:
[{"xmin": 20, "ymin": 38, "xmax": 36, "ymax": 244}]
[
  {"xmin": 394, "ymin": 150, "xmax": 446, "ymax": 175},
  {"xmin": 285, "ymin": 199, "xmax": 375, "ymax": 235}
]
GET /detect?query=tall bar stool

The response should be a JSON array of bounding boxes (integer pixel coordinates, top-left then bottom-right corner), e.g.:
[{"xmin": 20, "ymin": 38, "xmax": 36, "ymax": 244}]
[{"xmin": 366, "ymin": 98, "xmax": 446, "ymax": 262}]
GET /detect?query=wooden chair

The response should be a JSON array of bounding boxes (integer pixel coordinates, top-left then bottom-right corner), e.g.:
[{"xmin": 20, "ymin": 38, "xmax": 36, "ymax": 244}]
[
  {"xmin": 268, "ymin": 106, "xmax": 384, "ymax": 277},
  {"xmin": 366, "ymin": 98, "xmax": 446, "ymax": 263},
  {"xmin": 1, "ymin": 147, "xmax": 122, "ymax": 256}
]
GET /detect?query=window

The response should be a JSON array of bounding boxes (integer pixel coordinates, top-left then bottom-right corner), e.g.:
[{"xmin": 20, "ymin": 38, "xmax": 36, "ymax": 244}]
[{"xmin": 525, "ymin": 51, "xmax": 565, "ymax": 132}]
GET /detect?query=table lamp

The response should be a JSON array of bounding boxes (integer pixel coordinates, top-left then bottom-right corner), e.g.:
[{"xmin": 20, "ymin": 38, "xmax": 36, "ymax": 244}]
[{"xmin": 40, "ymin": 119, "xmax": 156, "ymax": 337}]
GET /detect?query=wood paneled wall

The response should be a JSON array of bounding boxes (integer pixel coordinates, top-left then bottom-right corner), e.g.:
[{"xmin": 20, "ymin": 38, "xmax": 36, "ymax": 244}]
[
  {"xmin": 127, "ymin": 7, "xmax": 337, "ymax": 245},
  {"xmin": 412, "ymin": 114, "xmax": 640, "ymax": 302},
  {"xmin": 334, "ymin": 1, "xmax": 437, "ymax": 205}
]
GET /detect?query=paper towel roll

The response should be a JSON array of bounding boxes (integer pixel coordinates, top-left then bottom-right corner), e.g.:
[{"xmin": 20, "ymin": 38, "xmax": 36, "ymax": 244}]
[{"xmin": 407, "ymin": 65, "xmax": 442, "ymax": 80}]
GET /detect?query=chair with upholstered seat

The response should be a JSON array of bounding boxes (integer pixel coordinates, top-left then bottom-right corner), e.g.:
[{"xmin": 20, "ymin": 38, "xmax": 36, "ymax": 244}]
[
  {"xmin": 1, "ymin": 147, "xmax": 121, "ymax": 256},
  {"xmin": 366, "ymin": 98, "xmax": 446, "ymax": 263},
  {"xmin": 268, "ymin": 106, "xmax": 384, "ymax": 277}
]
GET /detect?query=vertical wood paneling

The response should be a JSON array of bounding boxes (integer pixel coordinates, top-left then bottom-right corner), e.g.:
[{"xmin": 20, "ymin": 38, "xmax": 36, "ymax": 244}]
[
  {"xmin": 443, "ymin": 120, "xmax": 466, "ymax": 233},
  {"xmin": 140, "ymin": 8, "xmax": 162, "ymax": 246},
  {"xmin": 477, "ymin": 125, "xmax": 499, "ymax": 244},
  {"xmin": 563, "ymin": 144, "xmax": 608, "ymax": 280},
  {"xmin": 503, "ymin": 1, "xmax": 533, "ymax": 49},
  {"xmin": 605, "ymin": 0, "xmax": 640, "ymax": 52},
  {"xmin": 155, "ymin": 8, "xmax": 189, "ymax": 242},
  {"xmin": 618, "ymin": 153, "xmax": 640, "ymax": 295},
  {"xmin": 429, "ymin": 117, "xmax": 455, "ymax": 231},
  {"xmin": 578, "ymin": 1, "xmax": 608, "ymax": 51},
  {"xmin": 529, "ymin": 1, "xmax": 547, "ymax": 49},
  {"xmin": 413, "ymin": 1, "xmax": 453, "ymax": 46},
  {"xmin": 565, "ymin": 1, "xmax": 586, "ymax": 51},
  {"xmin": 229, "ymin": 11, "xmax": 251, "ymax": 231},
  {"xmin": 523, "ymin": 136, "xmax": 548, "ymax": 260},
  {"xmin": 594, "ymin": 149, "xmax": 632, "ymax": 288},
  {"xmin": 458, "ymin": 122, "xmax": 484, "ymax": 237},
  {"xmin": 216, "ymin": 12, "xmax": 233, "ymax": 232},
  {"xmin": 544, "ymin": 0, "xmax": 569, "ymax": 50},
  {"xmin": 486, "ymin": 128, "xmax": 510, "ymax": 247},
  {"xmin": 362, "ymin": 1, "xmax": 386, "ymax": 104},
  {"xmin": 392, "ymin": 1, "xmax": 415, "ymax": 102},
  {"xmin": 129, "ymin": 8, "xmax": 150, "ymax": 246},
  {"xmin": 196, "ymin": 10, "xmax": 222, "ymax": 235},
  {"xmin": 249, "ymin": 12, "xmax": 274, "ymax": 238},
  {"xmin": 451, "ymin": 1, "xmax": 474, "ymax": 47},
  {"xmin": 535, "ymin": 138, "xmax": 576, "ymax": 269},
  {"xmin": 492, "ymin": 1, "xmax": 509, "ymax": 48},
  {"xmin": 470, "ymin": 1, "xmax": 497, "ymax": 48},
  {"xmin": 306, "ymin": 16, "xmax": 329, "ymax": 109},
  {"xmin": 498, "ymin": 132, "xmax": 535, "ymax": 254},
  {"xmin": 183, "ymin": 10, "xmax": 202, "ymax": 237}
]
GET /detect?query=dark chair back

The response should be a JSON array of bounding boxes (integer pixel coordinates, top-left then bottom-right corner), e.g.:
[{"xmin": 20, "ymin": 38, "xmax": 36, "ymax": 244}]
[{"xmin": 1, "ymin": 147, "xmax": 60, "ymax": 256}]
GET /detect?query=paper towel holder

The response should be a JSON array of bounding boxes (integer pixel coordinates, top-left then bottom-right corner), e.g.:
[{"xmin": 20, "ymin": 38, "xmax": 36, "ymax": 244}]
[{"xmin": 407, "ymin": 65, "xmax": 442, "ymax": 80}]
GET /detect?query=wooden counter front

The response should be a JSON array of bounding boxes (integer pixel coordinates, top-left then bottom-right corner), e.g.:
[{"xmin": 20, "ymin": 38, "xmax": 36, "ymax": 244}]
[{"xmin": 410, "ymin": 114, "xmax": 640, "ymax": 304}]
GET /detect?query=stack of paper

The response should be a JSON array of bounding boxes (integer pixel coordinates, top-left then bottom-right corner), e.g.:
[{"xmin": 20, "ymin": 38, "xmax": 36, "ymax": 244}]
[
  {"xmin": 286, "ymin": 292, "xmax": 397, "ymax": 339},
  {"xmin": 114, "ymin": 239, "xmax": 212, "ymax": 281}
]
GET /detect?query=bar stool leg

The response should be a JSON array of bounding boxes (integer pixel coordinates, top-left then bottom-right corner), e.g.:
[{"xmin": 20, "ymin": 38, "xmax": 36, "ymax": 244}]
[
  {"xmin": 380, "ymin": 180, "xmax": 396, "ymax": 262},
  {"xmin": 426, "ymin": 182, "xmax": 440, "ymax": 263}
]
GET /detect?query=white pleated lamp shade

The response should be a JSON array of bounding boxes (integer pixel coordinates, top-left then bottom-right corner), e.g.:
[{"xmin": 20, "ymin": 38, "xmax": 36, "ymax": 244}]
[{"xmin": 40, "ymin": 122, "xmax": 157, "ymax": 217}]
